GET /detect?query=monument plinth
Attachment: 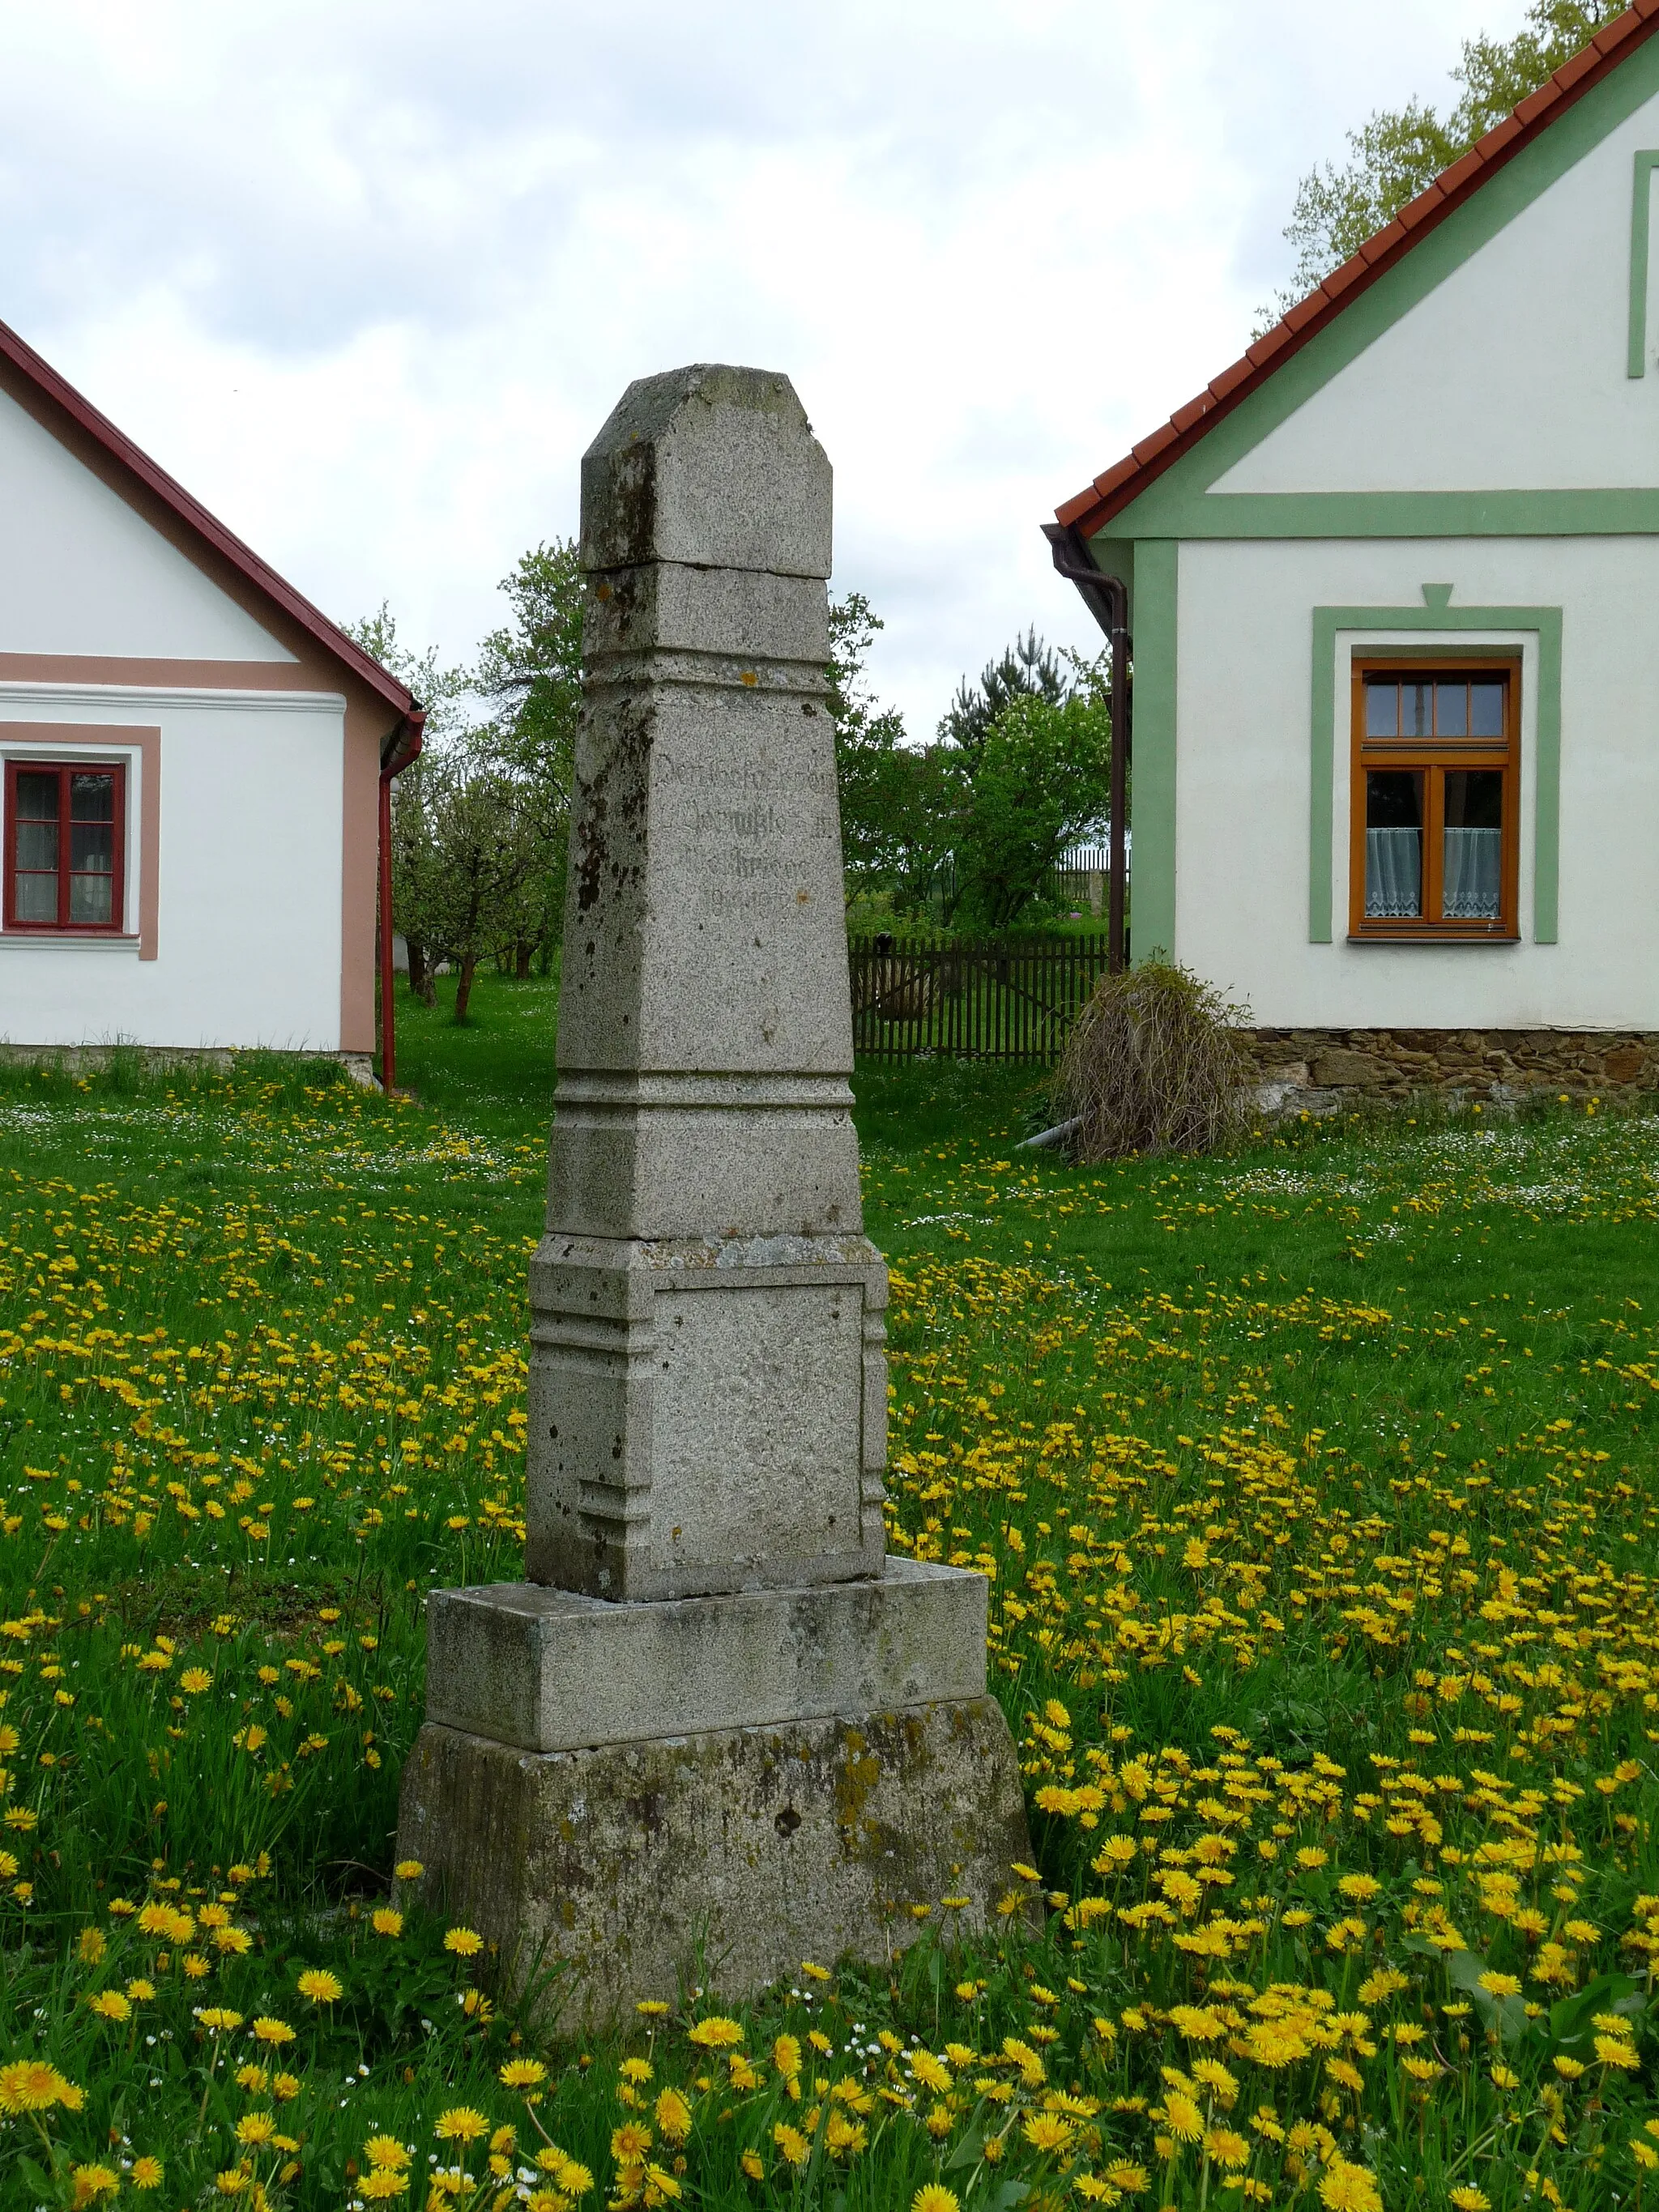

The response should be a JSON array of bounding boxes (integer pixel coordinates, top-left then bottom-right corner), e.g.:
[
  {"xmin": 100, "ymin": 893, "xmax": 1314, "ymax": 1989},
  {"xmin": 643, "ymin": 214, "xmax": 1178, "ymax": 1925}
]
[{"xmin": 397, "ymin": 365, "xmax": 1031, "ymax": 2027}]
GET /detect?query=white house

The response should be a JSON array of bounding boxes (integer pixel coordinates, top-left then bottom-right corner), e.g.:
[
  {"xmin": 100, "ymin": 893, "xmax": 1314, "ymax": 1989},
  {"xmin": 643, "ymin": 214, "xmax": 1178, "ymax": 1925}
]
[
  {"xmin": 0, "ymin": 317, "xmax": 420, "ymax": 1076},
  {"xmin": 1051, "ymin": 3, "xmax": 1659, "ymax": 1099}
]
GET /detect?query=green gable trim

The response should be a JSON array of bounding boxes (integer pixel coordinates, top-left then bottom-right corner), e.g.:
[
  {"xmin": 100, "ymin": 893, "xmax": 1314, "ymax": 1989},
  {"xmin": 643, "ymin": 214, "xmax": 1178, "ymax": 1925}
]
[
  {"xmin": 1104, "ymin": 488, "xmax": 1659, "ymax": 540},
  {"xmin": 1130, "ymin": 540, "xmax": 1179, "ymax": 965},
  {"xmin": 1098, "ymin": 31, "xmax": 1659, "ymax": 542},
  {"xmin": 1628, "ymin": 151, "xmax": 1659, "ymax": 375},
  {"xmin": 1309, "ymin": 594, "xmax": 1563, "ymax": 945}
]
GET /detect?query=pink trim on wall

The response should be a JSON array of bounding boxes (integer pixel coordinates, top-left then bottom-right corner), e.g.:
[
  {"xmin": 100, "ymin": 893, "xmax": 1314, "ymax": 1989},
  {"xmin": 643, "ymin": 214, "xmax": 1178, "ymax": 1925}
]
[
  {"xmin": 0, "ymin": 722, "xmax": 160, "ymax": 957},
  {"xmin": 339, "ymin": 716, "xmax": 379, "ymax": 1055},
  {"xmin": 0, "ymin": 654, "xmax": 335, "ymax": 691},
  {"xmin": 0, "ymin": 654, "xmax": 405, "ymax": 1049}
]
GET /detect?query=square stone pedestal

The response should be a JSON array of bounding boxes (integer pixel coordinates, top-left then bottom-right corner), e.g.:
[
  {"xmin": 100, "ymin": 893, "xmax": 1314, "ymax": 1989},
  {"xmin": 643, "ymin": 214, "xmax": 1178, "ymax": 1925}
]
[{"xmin": 394, "ymin": 1560, "xmax": 1034, "ymax": 2030}]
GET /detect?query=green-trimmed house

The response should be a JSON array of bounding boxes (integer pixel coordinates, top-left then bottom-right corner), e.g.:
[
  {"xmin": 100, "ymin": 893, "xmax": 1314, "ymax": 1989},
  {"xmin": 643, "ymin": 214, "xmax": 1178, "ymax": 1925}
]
[{"xmin": 1050, "ymin": 1, "xmax": 1659, "ymax": 1102}]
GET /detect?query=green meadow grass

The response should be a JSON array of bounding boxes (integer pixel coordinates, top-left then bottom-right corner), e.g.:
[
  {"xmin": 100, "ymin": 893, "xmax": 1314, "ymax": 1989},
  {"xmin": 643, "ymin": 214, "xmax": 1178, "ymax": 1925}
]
[{"xmin": 0, "ymin": 970, "xmax": 1657, "ymax": 2210}]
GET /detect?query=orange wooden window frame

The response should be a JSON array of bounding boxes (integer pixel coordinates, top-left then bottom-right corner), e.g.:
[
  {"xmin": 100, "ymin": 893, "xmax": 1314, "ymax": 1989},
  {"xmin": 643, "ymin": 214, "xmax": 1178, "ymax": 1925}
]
[{"xmin": 1348, "ymin": 654, "xmax": 1521, "ymax": 942}]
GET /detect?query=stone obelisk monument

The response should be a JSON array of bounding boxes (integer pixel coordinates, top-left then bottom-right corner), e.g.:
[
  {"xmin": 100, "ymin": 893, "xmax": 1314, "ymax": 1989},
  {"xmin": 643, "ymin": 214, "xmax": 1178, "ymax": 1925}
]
[{"xmin": 397, "ymin": 364, "xmax": 1030, "ymax": 2027}]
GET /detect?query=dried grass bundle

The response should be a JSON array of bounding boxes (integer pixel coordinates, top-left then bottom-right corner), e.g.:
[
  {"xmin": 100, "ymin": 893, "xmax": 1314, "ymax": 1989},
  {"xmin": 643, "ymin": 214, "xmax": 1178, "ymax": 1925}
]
[{"xmin": 1056, "ymin": 959, "xmax": 1251, "ymax": 1161}]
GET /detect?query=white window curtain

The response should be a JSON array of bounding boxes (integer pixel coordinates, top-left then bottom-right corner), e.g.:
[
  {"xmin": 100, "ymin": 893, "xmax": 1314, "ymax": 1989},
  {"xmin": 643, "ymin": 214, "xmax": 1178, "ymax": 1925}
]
[
  {"xmin": 1365, "ymin": 827, "xmax": 1422, "ymax": 918},
  {"xmin": 1442, "ymin": 826, "xmax": 1501, "ymax": 920}
]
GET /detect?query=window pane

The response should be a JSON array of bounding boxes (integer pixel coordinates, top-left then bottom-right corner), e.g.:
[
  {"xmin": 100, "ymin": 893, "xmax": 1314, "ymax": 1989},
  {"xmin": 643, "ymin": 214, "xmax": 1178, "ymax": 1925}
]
[
  {"xmin": 1470, "ymin": 680, "xmax": 1505, "ymax": 738},
  {"xmin": 69, "ymin": 872, "xmax": 113, "ymax": 924},
  {"xmin": 70, "ymin": 822, "xmax": 113, "ymax": 874},
  {"xmin": 1435, "ymin": 681, "xmax": 1467, "ymax": 737},
  {"xmin": 1364, "ymin": 680, "xmax": 1398, "ymax": 737},
  {"xmin": 1440, "ymin": 768, "xmax": 1503, "ymax": 921},
  {"xmin": 15, "ymin": 770, "xmax": 58, "ymax": 822},
  {"xmin": 1401, "ymin": 682, "xmax": 1432, "ymax": 738},
  {"xmin": 13, "ymin": 872, "xmax": 57, "ymax": 922},
  {"xmin": 1365, "ymin": 770, "xmax": 1423, "ymax": 918},
  {"xmin": 70, "ymin": 774, "xmax": 114, "ymax": 822},
  {"xmin": 15, "ymin": 820, "xmax": 58, "ymax": 872}
]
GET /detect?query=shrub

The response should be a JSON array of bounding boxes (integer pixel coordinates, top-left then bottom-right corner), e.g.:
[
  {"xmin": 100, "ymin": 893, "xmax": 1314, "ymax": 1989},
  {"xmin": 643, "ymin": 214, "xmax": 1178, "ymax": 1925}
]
[{"xmin": 1055, "ymin": 958, "xmax": 1250, "ymax": 1159}]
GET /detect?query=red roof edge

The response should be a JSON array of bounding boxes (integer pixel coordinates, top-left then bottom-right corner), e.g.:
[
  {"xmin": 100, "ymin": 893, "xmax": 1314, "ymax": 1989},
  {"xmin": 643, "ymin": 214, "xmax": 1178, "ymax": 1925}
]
[
  {"xmin": 1056, "ymin": 5, "xmax": 1659, "ymax": 539},
  {"xmin": 0, "ymin": 314, "xmax": 416, "ymax": 718}
]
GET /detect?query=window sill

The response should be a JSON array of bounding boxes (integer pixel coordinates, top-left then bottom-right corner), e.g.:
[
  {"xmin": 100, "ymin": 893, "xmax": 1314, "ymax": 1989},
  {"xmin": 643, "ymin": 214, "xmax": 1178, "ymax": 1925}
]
[
  {"xmin": 0, "ymin": 931, "xmax": 139, "ymax": 950},
  {"xmin": 1346, "ymin": 931, "xmax": 1520, "ymax": 945}
]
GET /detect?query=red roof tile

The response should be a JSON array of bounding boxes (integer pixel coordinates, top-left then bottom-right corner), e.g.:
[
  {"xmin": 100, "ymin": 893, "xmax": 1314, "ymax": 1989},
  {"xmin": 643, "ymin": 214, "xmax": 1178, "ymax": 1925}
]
[{"xmin": 1056, "ymin": 6, "xmax": 1659, "ymax": 538}]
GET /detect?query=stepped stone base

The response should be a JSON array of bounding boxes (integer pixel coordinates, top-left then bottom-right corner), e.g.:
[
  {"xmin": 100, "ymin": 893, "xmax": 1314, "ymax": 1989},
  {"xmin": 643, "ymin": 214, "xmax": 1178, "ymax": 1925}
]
[
  {"xmin": 394, "ymin": 1562, "xmax": 1034, "ymax": 2028},
  {"xmin": 396, "ymin": 1697, "xmax": 1032, "ymax": 2032},
  {"xmin": 1243, "ymin": 1027, "xmax": 1659, "ymax": 1115}
]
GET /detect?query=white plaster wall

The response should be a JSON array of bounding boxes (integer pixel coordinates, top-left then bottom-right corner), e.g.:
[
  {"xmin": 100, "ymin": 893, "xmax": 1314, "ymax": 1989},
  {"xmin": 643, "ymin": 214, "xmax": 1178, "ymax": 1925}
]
[
  {"xmin": 0, "ymin": 687, "xmax": 345, "ymax": 1050},
  {"xmin": 1173, "ymin": 537, "xmax": 1659, "ymax": 1029},
  {"xmin": 1212, "ymin": 83, "xmax": 1659, "ymax": 496},
  {"xmin": 0, "ymin": 389, "xmax": 293, "ymax": 659}
]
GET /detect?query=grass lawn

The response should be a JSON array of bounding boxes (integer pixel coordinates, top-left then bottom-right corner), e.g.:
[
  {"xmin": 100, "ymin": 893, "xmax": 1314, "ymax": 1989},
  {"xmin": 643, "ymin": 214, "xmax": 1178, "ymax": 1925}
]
[{"xmin": 2, "ymin": 967, "xmax": 1658, "ymax": 2210}]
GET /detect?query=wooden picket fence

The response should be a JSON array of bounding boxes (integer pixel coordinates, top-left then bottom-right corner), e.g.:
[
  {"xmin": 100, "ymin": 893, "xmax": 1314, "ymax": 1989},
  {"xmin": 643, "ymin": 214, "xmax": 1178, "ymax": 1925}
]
[{"xmin": 847, "ymin": 933, "xmax": 1113, "ymax": 1063}]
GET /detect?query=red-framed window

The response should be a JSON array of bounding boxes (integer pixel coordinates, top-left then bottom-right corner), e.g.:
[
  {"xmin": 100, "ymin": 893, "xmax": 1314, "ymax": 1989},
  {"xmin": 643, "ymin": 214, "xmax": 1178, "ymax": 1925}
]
[{"xmin": 4, "ymin": 761, "xmax": 126, "ymax": 933}]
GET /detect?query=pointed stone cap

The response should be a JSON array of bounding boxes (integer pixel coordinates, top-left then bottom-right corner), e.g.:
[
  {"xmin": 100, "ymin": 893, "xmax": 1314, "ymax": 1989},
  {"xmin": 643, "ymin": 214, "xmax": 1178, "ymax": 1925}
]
[{"xmin": 580, "ymin": 364, "xmax": 832, "ymax": 579}]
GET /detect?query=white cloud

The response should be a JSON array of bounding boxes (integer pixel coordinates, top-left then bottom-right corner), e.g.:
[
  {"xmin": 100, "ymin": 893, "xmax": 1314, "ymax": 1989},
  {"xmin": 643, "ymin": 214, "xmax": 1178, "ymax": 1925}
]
[{"xmin": 0, "ymin": 0, "xmax": 1529, "ymax": 731}]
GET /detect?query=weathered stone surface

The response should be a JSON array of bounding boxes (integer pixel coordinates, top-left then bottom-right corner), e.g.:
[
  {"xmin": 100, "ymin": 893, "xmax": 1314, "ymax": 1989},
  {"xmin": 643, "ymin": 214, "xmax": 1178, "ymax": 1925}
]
[
  {"xmin": 424, "ymin": 1558, "xmax": 987, "ymax": 1753},
  {"xmin": 1309, "ymin": 1048, "xmax": 1387, "ymax": 1088},
  {"xmin": 1243, "ymin": 1028, "xmax": 1659, "ymax": 1108},
  {"xmin": 533, "ymin": 362, "xmax": 883, "ymax": 1604},
  {"xmin": 397, "ymin": 1698, "xmax": 1032, "ymax": 2032},
  {"xmin": 396, "ymin": 364, "xmax": 1031, "ymax": 2017}
]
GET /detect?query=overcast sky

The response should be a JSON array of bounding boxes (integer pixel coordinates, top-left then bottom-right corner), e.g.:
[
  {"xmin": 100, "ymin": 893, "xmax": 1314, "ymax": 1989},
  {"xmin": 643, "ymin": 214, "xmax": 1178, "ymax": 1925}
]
[{"xmin": 0, "ymin": 0, "xmax": 1531, "ymax": 733}]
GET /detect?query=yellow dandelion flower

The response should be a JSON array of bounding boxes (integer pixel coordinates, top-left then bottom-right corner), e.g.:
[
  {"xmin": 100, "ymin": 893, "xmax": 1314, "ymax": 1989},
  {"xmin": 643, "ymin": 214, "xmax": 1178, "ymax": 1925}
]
[
  {"xmin": 911, "ymin": 2188, "xmax": 961, "ymax": 2212},
  {"xmin": 0, "ymin": 2060, "xmax": 76, "ymax": 2113},
  {"xmin": 1103, "ymin": 2163, "xmax": 1149, "ymax": 2193},
  {"xmin": 235, "ymin": 2113, "xmax": 276, "ymax": 2146},
  {"xmin": 773, "ymin": 2124, "xmax": 811, "ymax": 2169},
  {"xmin": 434, "ymin": 2108, "xmax": 489, "ymax": 2143},
  {"xmin": 1318, "ymin": 2157, "xmax": 1384, "ymax": 2212},
  {"xmin": 1476, "ymin": 1971, "xmax": 1522, "ymax": 2000},
  {"xmin": 296, "ymin": 1968, "xmax": 343, "ymax": 2005},
  {"xmin": 1597, "ymin": 2035, "xmax": 1641, "ymax": 2070},
  {"xmin": 86, "ymin": 1990, "xmax": 131, "ymax": 2022},
  {"xmin": 69, "ymin": 2164, "xmax": 120, "ymax": 2203},
  {"xmin": 359, "ymin": 2174, "xmax": 409, "ymax": 2201},
  {"xmin": 364, "ymin": 2137, "xmax": 412, "ymax": 2169},
  {"xmin": 1162, "ymin": 2091, "xmax": 1203, "ymax": 2143},
  {"xmin": 372, "ymin": 1909, "xmax": 403, "ymax": 1938},
  {"xmin": 500, "ymin": 2058, "xmax": 548, "ymax": 2089},
  {"xmin": 393, "ymin": 1860, "xmax": 424, "ymax": 1880},
  {"xmin": 686, "ymin": 2015, "xmax": 743, "ymax": 2049},
  {"xmin": 1022, "ymin": 2112, "xmax": 1074, "ymax": 2151},
  {"xmin": 1448, "ymin": 2190, "xmax": 1491, "ymax": 2212},
  {"xmin": 610, "ymin": 2120, "xmax": 652, "ymax": 2163},
  {"xmin": 443, "ymin": 1927, "xmax": 484, "ymax": 1957},
  {"xmin": 130, "ymin": 2157, "xmax": 164, "ymax": 2191},
  {"xmin": 250, "ymin": 2017, "xmax": 295, "ymax": 2047},
  {"xmin": 655, "ymin": 2087, "xmax": 693, "ymax": 2144}
]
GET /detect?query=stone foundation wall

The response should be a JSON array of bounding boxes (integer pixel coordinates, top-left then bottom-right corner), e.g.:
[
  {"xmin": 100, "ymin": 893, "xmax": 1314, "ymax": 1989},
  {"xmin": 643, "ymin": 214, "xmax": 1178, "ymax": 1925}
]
[
  {"xmin": 1241, "ymin": 1028, "xmax": 1659, "ymax": 1114},
  {"xmin": 0, "ymin": 1044, "xmax": 378, "ymax": 1087}
]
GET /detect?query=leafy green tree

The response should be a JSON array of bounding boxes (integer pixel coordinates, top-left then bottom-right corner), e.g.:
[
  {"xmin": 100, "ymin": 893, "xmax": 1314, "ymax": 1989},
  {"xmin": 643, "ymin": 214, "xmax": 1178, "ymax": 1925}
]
[
  {"xmin": 341, "ymin": 606, "xmax": 478, "ymax": 1001},
  {"xmin": 940, "ymin": 627, "xmax": 1069, "ymax": 757},
  {"xmin": 472, "ymin": 539, "xmax": 584, "ymax": 974},
  {"xmin": 1265, "ymin": 2, "xmax": 1621, "ymax": 321},
  {"xmin": 948, "ymin": 678, "xmax": 1115, "ymax": 934},
  {"xmin": 827, "ymin": 593, "xmax": 952, "ymax": 916},
  {"xmin": 392, "ymin": 750, "xmax": 548, "ymax": 1021}
]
